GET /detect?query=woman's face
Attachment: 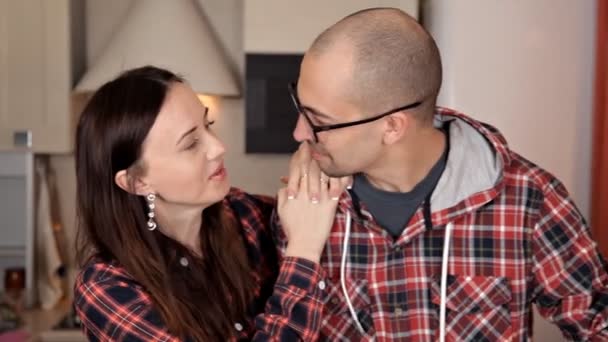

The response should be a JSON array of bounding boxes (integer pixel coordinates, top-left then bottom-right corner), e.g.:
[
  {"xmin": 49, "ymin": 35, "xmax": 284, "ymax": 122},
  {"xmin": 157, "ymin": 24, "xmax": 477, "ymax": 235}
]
[{"xmin": 138, "ymin": 82, "xmax": 229, "ymax": 209}]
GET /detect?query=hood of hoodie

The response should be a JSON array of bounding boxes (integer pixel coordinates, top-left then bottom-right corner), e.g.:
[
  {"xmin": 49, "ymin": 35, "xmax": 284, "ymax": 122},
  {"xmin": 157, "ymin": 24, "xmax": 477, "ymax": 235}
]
[
  {"xmin": 430, "ymin": 107, "xmax": 511, "ymax": 215},
  {"xmin": 337, "ymin": 107, "xmax": 513, "ymax": 227}
]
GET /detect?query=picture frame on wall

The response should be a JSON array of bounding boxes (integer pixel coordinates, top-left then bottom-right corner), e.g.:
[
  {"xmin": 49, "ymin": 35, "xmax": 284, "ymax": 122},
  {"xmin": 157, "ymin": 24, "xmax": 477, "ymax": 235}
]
[{"xmin": 245, "ymin": 53, "xmax": 302, "ymax": 154}]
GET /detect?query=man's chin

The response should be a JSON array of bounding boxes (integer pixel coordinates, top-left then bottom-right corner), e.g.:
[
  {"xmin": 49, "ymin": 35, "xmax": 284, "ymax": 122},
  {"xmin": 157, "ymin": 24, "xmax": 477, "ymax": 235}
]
[{"xmin": 320, "ymin": 165, "xmax": 350, "ymax": 179}]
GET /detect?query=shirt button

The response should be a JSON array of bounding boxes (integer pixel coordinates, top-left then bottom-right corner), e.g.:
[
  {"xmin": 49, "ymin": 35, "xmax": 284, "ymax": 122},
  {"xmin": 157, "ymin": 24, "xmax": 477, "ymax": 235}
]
[
  {"xmin": 331, "ymin": 297, "xmax": 340, "ymax": 305},
  {"xmin": 234, "ymin": 322, "xmax": 243, "ymax": 331},
  {"xmin": 179, "ymin": 257, "xmax": 189, "ymax": 267},
  {"xmin": 394, "ymin": 307, "xmax": 403, "ymax": 316},
  {"xmin": 318, "ymin": 280, "xmax": 326, "ymax": 290}
]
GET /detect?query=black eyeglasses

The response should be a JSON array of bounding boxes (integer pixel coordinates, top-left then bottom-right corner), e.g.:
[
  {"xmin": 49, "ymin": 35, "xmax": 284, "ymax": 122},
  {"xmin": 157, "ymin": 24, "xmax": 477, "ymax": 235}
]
[{"xmin": 288, "ymin": 82, "xmax": 422, "ymax": 142}]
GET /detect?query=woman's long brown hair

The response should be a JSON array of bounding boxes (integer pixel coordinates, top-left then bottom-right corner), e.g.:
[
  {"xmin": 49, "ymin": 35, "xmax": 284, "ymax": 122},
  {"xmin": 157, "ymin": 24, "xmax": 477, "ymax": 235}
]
[{"xmin": 75, "ymin": 66, "xmax": 254, "ymax": 340}]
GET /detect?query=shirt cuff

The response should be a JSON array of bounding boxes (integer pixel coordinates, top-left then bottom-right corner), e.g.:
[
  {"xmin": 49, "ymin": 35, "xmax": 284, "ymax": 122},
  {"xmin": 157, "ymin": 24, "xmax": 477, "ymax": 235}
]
[{"xmin": 276, "ymin": 257, "xmax": 326, "ymax": 294}]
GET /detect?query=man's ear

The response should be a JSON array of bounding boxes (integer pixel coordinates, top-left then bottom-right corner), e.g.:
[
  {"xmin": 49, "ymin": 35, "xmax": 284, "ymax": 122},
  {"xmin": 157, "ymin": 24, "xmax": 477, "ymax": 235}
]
[
  {"xmin": 383, "ymin": 112, "xmax": 409, "ymax": 145},
  {"xmin": 114, "ymin": 169, "xmax": 151, "ymax": 196}
]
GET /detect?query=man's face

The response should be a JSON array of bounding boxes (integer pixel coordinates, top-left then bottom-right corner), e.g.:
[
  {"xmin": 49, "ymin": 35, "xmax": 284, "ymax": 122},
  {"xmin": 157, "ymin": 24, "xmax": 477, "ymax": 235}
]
[{"xmin": 292, "ymin": 51, "xmax": 385, "ymax": 177}]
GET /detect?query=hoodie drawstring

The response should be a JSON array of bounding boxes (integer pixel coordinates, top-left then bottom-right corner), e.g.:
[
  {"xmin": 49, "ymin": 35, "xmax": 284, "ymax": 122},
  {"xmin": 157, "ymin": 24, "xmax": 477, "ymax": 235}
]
[
  {"xmin": 341, "ymin": 188, "xmax": 454, "ymax": 339},
  {"xmin": 439, "ymin": 222, "xmax": 454, "ymax": 342},
  {"xmin": 341, "ymin": 210, "xmax": 366, "ymax": 334}
]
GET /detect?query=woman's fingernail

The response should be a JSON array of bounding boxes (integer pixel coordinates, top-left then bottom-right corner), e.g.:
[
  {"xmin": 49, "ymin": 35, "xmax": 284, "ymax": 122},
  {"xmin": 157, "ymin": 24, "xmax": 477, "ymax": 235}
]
[
  {"xmin": 346, "ymin": 184, "xmax": 353, "ymax": 190},
  {"xmin": 287, "ymin": 191, "xmax": 295, "ymax": 199},
  {"xmin": 311, "ymin": 195, "xmax": 319, "ymax": 204},
  {"xmin": 331, "ymin": 196, "xmax": 340, "ymax": 201}
]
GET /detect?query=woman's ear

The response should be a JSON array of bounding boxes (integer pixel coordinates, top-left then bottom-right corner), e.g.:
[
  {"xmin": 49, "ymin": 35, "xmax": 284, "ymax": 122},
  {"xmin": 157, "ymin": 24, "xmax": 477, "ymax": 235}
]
[{"xmin": 114, "ymin": 169, "xmax": 151, "ymax": 196}]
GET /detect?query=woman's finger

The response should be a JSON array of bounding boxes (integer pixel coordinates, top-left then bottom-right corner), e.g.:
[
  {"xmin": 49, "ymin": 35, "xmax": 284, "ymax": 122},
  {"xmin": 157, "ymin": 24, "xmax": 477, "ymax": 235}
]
[
  {"xmin": 307, "ymin": 160, "xmax": 321, "ymax": 203},
  {"xmin": 298, "ymin": 164, "xmax": 309, "ymax": 201},
  {"xmin": 343, "ymin": 175, "xmax": 354, "ymax": 190},
  {"xmin": 318, "ymin": 172, "xmax": 329, "ymax": 200},
  {"xmin": 277, "ymin": 187, "xmax": 287, "ymax": 208},
  {"xmin": 328, "ymin": 176, "xmax": 342, "ymax": 200},
  {"xmin": 286, "ymin": 143, "xmax": 310, "ymax": 199}
]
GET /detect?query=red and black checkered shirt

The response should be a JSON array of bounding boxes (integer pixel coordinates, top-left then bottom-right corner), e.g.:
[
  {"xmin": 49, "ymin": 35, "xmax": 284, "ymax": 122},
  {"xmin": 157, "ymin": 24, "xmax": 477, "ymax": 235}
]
[
  {"xmin": 74, "ymin": 189, "xmax": 326, "ymax": 341},
  {"xmin": 274, "ymin": 108, "xmax": 608, "ymax": 341}
]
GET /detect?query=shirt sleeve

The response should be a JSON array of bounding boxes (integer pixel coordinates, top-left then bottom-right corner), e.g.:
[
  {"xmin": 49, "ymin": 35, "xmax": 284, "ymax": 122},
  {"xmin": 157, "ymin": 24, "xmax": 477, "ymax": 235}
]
[
  {"xmin": 75, "ymin": 261, "xmax": 326, "ymax": 342},
  {"xmin": 252, "ymin": 257, "xmax": 327, "ymax": 341},
  {"xmin": 270, "ymin": 208, "xmax": 289, "ymax": 258},
  {"xmin": 74, "ymin": 280, "xmax": 182, "ymax": 342},
  {"xmin": 532, "ymin": 178, "xmax": 608, "ymax": 341}
]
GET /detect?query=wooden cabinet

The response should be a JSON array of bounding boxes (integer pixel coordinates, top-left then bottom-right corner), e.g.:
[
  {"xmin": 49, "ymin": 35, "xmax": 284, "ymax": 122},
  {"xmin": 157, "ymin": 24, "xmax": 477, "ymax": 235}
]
[
  {"xmin": 244, "ymin": 0, "xmax": 419, "ymax": 54},
  {"xmin": 0, "ymin": 0, "xmax": 83, "ymax": 153}
]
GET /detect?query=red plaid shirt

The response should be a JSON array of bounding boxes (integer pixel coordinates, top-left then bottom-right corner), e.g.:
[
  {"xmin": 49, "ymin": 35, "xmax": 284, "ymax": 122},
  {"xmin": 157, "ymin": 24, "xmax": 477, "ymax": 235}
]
[
  {"xmin": 74, "ymin": 189, "xmax": 326, "ymax": 341},
  {"xmin": 274, "ymin": 108, "xmax": 608, "ymax": 341}
]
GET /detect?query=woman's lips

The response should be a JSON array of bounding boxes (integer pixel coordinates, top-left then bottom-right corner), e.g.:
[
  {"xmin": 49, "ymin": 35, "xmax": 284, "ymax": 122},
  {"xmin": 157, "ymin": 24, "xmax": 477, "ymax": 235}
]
[{"xmin": 209, "ymin": 163, "xmax": 226, "ymax": 180}]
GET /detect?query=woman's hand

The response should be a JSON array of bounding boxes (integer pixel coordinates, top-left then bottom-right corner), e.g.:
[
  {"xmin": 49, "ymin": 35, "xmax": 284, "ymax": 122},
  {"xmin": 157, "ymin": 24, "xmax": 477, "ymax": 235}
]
[{"xmin": 277, "ymin": 143, "xmax": 351, "ymax": 263}]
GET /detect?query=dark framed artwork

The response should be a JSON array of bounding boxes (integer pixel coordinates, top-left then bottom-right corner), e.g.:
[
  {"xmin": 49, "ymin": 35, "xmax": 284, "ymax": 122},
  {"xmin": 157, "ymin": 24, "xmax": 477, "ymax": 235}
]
[{"xmin": 245, "ymin": 53, "xmax": 302, "ymax": 153}]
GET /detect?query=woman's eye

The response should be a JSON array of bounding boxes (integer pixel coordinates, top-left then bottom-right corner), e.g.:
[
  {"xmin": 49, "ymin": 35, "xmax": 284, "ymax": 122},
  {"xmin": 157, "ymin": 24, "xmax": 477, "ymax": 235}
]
[
  {"xmin": 186, "ymin": 139, "xmax": 199, "ymax": 150},
  {"xmin": 205, "ymin": 121, "xmax": 215, "ymax": 129}
]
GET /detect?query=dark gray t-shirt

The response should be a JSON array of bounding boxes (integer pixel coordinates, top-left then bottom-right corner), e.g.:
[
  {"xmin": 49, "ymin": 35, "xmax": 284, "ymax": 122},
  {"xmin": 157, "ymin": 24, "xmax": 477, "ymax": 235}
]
[{"xmin": 352, "ymin": 133, "xmax": 448, "ymax": 238}]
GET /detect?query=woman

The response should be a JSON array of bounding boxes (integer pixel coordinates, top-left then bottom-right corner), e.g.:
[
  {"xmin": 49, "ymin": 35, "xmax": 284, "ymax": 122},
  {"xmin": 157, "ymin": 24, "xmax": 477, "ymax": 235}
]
[{"xmin": 73, "ymin": 66, "xmax": 348, "ymax": 341}]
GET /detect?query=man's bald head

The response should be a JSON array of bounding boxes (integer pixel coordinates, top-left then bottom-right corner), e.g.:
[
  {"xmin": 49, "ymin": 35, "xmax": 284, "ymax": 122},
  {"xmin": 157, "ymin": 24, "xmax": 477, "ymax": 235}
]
[{"xmin": 307, "ymin": 8, "xmax": 442, "ymax": 122}]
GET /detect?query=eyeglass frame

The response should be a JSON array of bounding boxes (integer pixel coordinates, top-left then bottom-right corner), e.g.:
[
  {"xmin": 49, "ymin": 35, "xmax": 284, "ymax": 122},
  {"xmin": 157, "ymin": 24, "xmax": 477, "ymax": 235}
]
[{"xmin": 287, "ymin": 82, "xmax": 423, "ymax": 142}]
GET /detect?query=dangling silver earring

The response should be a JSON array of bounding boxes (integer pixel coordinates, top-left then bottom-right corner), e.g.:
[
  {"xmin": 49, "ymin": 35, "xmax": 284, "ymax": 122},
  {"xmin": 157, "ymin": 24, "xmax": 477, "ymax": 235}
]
[{"xmin": 146, "ymin": 193, "xmax": 157, "ymax": 231}]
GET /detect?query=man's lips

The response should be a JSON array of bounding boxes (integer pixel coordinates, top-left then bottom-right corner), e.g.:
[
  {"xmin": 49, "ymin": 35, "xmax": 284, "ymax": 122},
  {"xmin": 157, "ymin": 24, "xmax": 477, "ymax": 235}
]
[{"xmin": 311, "ymin": 150, "xmax": 324, "ymax": 160}]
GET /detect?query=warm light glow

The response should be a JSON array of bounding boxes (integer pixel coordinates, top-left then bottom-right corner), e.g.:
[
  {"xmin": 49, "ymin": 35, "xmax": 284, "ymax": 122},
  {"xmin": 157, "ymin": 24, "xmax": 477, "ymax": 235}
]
[{"xmin": 198, "ymin": 94, "xmax": 219, "ymax": 120}]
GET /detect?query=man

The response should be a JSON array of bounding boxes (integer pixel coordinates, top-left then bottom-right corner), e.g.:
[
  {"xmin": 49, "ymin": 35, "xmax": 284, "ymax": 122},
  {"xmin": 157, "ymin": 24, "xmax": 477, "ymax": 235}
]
[{"xmin": 276, "ymin": 7, "xmax": 608, "ymax": 341}]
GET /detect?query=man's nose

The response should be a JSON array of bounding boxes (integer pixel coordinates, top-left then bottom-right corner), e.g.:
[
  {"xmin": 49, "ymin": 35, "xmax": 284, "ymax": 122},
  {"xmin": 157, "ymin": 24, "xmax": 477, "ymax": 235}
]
[{"xmin": 293, "ymin": 115, "xmax": 314, "ymax": 143}]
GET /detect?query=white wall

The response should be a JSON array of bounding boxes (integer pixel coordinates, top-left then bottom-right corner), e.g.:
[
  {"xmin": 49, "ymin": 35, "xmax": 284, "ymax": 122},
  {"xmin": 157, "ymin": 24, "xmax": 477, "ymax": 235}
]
[
  {"xmin": 423, "ymin": 1, "xmax": 597, "ymax": 340},
  {"xmin": 423, "ymin": 0, "xmax": 596, "ymax": 218}
]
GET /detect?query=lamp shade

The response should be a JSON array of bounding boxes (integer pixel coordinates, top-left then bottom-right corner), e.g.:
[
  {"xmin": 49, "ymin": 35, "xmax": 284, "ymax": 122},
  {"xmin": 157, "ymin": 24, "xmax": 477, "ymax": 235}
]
[{"xmin": 75, "ymin": 0, "xmax": 239, "ymax": 96}]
